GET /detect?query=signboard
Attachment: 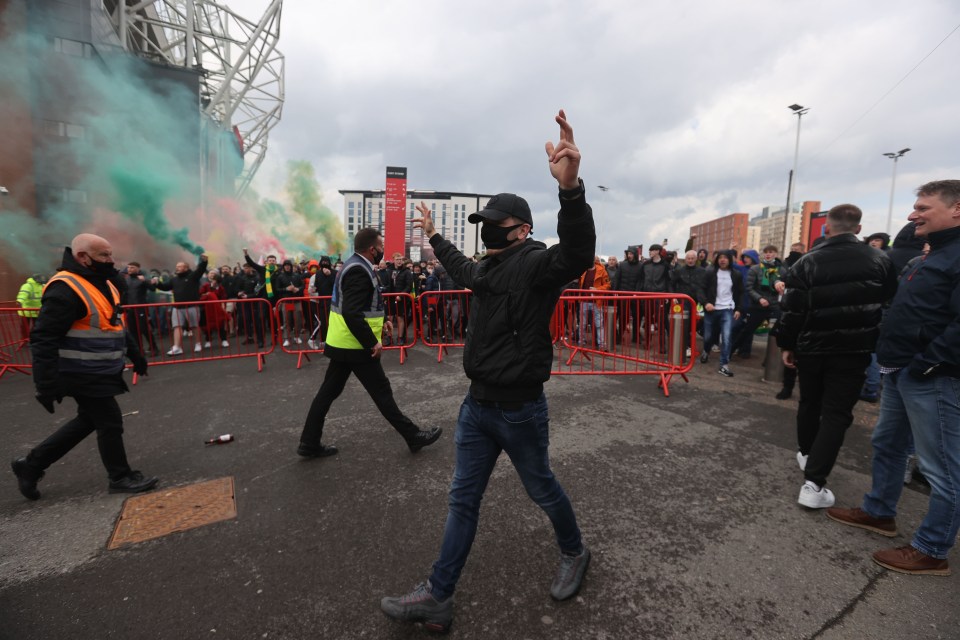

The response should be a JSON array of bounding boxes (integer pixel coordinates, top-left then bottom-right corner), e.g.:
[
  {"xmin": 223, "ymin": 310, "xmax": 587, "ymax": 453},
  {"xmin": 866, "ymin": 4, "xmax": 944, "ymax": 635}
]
[
  {"xmin": 807, "ymin": 211, "xmax": 828, "ymax": 247},
  {"xmin": 385, "ymin": 166, "xmax": 407, "ymax": 259}
]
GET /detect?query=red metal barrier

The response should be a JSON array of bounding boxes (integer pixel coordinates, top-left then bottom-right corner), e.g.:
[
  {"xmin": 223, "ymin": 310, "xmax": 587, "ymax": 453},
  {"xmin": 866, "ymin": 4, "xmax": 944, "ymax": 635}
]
[
  {"xmin": 273, "ymin": 295, "xmax": 330, "ymax": 369},
  {"xmin": 382, "ymin": 292, "xmax": 417, "ymax": 364},
  {"xmin": 553, "ymin": 290, "xmax": 698, "ymax": 396},
  {"xmin": 0, "ymin": 308, "xmax": 35, "ymax": 379},
  {"xmin": 417, "ymin": 290, "xmax": 471, "ymax": 362},
  {"xmin": 122, "ymin": 298, "xmax": 276, "ymax": 383}
]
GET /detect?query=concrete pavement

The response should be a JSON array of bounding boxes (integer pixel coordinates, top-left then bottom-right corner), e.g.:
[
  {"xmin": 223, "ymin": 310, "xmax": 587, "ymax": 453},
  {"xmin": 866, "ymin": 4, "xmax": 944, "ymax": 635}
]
[{"xmin": 1, "ymin": 345, "xmax": 957, "ymax": 639}]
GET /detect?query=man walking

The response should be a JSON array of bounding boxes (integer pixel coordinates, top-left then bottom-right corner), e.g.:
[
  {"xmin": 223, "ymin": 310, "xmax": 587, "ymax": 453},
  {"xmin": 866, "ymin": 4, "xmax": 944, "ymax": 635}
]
[
  {"xmin": 11, "ymin": 234, "xmax": 156, "ymax": 499},
  {"xmin": 777, "ymin": 204, "xmax": 898, "ymax": 509},
  {"xmin": 297, "ymin": 228, "xmax": 442, "ymax": 458},
  {"xmin": 826, "ymin": 180, "xmax": 960, "ymax": 575},
  {"xmin": 380, "ymin": 110, "xmax": 594, "ymax": 632}
]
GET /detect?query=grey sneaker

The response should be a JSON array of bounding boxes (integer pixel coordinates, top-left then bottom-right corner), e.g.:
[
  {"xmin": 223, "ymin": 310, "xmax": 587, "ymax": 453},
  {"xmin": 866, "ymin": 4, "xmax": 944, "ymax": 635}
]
[
  {"xmin": 380, "ymin": 581, "xmax": 453, "ymax": 633},
  {"xmin": 551, "ymin": 546, "xmax": 591, "ymax": 601}
]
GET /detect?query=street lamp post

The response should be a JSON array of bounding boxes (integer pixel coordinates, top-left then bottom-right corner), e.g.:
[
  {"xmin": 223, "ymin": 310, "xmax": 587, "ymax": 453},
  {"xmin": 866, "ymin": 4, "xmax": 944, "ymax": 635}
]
[
  {"xmin": 883, "ymin": 148, "xmax": 910, "ymax": 235},
  {"xmin": 765, "ymin": 104, "xmax": 809, "ymax": 385}
]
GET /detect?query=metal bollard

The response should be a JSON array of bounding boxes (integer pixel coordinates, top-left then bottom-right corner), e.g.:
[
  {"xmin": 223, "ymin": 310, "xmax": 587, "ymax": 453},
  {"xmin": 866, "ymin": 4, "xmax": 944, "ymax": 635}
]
[
  {"xmin": 669, "ymin": 302, "xmax": 686, "ymax": 365},
  {"xmin": 604, "ymin": 303, "xmax": 616, "ymax": 351},
  {"xmin": 762, "ymin": 319, "xmax": 784, "ymax": 383}
]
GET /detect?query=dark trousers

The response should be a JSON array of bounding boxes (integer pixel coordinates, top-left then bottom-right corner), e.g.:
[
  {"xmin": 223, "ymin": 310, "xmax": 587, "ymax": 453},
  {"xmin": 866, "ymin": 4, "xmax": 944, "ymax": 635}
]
[
  {"xmin": 300, "ymin": 357, "xmax": 419, "ymax": 445},
  {"xmin": 27, "ymin": 395, "xmax": 131, "ymax": 481},
  {"xmin": 733, "ymin": 304, "xmax": 778, "ymax": 356},
  {"xmin": 796, "ymin": 353, "xmax": 870, "ymax": 487},
  {"xmin": 125, "ymin": 309, "xmax": 158, "ymax": 353}
]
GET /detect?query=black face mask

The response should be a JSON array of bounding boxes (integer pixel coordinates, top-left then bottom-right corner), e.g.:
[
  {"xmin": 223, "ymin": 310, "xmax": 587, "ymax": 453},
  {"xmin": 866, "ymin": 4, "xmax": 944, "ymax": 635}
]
[
  {"xmin": 481, "ymin": 223, "xmax": 523, "ymax": 250},
  {"xmin": 88, "ymin": 258, "xmax": 117, "ymax": 277}
]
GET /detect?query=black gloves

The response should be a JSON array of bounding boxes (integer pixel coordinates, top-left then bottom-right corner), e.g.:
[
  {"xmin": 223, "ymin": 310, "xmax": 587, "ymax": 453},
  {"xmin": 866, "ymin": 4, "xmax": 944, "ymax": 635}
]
[
  {"xmin": 35, "ymin": 392, "xmax": 61, "ymax": 414},
  {"xmin": 132, "ymin": 356, "xmax": 149, "ymax": 376}
]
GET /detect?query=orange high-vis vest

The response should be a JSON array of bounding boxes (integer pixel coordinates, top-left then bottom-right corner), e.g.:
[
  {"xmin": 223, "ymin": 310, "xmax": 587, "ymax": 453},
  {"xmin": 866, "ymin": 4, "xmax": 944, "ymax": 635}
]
[{"xmin": 43, "ymin": 272, "xmax": 126, "ymax": 375}]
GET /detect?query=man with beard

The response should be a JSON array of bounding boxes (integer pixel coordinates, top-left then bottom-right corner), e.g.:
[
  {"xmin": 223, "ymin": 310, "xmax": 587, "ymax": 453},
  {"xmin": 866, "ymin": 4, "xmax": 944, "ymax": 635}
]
[
  {"xmin": 11, "ymin": 234, "xmax": 156, "ymax": 500},
  {"xmin": 155, "ymin": 254, "xmax": 209, "ymax": 355}
]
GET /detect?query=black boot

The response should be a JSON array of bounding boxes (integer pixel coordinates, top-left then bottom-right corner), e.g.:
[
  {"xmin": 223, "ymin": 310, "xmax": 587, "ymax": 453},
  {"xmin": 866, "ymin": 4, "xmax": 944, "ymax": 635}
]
[
  {"xmin": 406, "ymin": 427, "xmax": 443, "ymax": 453},
  {"xmin": 11, "ymin": 457, "xmax": 43, "ymax": 501}
]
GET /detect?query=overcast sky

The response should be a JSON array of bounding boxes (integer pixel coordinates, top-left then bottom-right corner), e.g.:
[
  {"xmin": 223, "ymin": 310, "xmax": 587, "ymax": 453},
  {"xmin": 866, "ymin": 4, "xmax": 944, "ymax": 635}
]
[{"xmin": 227, "ymin": 0, "xmax": 960, "ymax": 254}]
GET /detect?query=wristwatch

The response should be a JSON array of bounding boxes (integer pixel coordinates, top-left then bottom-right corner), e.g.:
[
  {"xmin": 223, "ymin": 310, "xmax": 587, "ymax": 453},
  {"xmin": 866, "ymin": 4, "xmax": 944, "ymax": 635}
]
[{"xmin": 559, "ymin": 178, "xmax": 585, "ymax": 200}]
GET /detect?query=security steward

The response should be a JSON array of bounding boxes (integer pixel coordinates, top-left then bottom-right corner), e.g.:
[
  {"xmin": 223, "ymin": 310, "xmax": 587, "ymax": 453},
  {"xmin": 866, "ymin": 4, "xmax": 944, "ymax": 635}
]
[
  {"xmin": 297, "ymin": 227, "xmax": 442, "ymax": 457},
  {"xmin": 11, "ymin": 234, "xmax": 157, "ymax": 500}
]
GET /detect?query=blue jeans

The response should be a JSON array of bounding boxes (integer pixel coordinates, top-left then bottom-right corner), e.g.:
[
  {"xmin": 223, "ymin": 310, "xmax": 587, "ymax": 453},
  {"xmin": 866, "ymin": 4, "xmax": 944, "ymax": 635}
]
[
  {"xmin": 701, "ymin": 308, "xmax": 734, "ymax": 366},
  {"xmin": 862, "ymin": 353, "xmax": 880, "ymax": 396},
  {"xmin": 429, "ymin": 393, "xmax": 582, "ymax": 599},
  {"xmin": 579, "ymin": 301, "xmax": 604, "ymax": 347},
  {"xmin": 861, "ymin": 371, "xmax": 960, "ymax": 559}
]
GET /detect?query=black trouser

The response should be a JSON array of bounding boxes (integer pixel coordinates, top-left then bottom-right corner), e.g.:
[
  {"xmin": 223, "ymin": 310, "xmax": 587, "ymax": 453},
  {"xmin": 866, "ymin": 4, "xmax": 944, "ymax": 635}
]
[
  {"xmin": 300, "ymin": 357, "xmax": 420, "ymax": 446},
  {"xmin": 125, "ymin": 309, "xmax": 157, "ymax": 353},
  {"xmin": 242, "ymin": 301, "xmax": 266, "ymax": 345},
  {"xmin": 796, "ymin": 353, "xmax": 870, "ymax": 487},
  {"xmin": 26, "ymin": 395, "xmax": 131, "ymax": 481},
  {"xmin": 733, "ymin": 304, "xmax": 778, "ymax": 356}
]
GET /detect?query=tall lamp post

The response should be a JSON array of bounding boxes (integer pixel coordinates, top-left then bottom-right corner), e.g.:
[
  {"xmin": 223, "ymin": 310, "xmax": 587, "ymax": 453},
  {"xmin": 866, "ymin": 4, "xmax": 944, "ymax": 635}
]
[
  {"xmin": 597, "ymin": 185, "xmax": 609, "ymax": 256},
  {"xmin": 883, "ymin": 148, "xmax": 910, "ymax": 234},
  {"xmin": 782, "ymin": 104, "xmax": 809, "ymax": 253},
  {"xmin": 765, "ymin": 104, "xmax": 809, "ymax": 384}
]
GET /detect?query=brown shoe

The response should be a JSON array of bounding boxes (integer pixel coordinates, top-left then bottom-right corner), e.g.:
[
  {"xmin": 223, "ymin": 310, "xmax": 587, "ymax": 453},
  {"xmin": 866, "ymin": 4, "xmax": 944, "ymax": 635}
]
[
  {"xmin": 825, "ymin": 507, "xmax": 897, "ymax": 537},
  {"xmin": 872, "ymin": 546, "xmax": 950, "ymax": 576}
]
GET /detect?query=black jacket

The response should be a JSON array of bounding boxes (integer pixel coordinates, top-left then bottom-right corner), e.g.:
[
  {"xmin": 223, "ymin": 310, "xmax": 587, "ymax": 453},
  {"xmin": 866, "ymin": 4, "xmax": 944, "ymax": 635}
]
[
  {"xmin": 639, "ymin": 259, "xmax": 671, "ymax": 293},
  {"xmin": 30, "ymin": 248, "xmax": 143, "ymax": 398},
  {"xmin": 122, "ymin": 271, "xmax": 156, "ymax": 305},
  {"xmin": 276, "ymin": 268, "xmax": 304, "ymax": 299},
  {"xmin": 244, "ymin": 255, "xmax": 280, "ymax": 300},
  {"xmin": 669, "ymin": 264, "xmax": 707, "ymax": 303},
  {"xmin": 156, "ymin": 258, "xmax": 208, "ymax": 303},
  {"xmin": 704, "ymin": 266, "xmax": 744, "ymax": 313},
  {"xmin": 432, "ymin": 187, "xmax": 595, "ymax": 402},
  {"xmin": 612, "ymin": 257, "xmax": 643, "ymax": 291},
  {"xmin": 325, "ymin": 257, "xmax": 382, "ymax": 363},
  {"xmin": 777, "ymin": 234, "xmax": 898, "ymax": 355},
  {"xmin": 876, "ymin": 225, "xmax": 960, "ymax": 378}
]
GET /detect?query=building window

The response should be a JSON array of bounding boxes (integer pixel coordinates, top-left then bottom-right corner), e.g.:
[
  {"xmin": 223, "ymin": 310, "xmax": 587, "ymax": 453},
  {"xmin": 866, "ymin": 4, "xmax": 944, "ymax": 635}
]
[
  {"xmin": 54, "ymin": 37, "xmax": 93, "ymax": 58},
  {"xmin": 40, "ymin": 120, "xmax": 86, "ymax": 139}
]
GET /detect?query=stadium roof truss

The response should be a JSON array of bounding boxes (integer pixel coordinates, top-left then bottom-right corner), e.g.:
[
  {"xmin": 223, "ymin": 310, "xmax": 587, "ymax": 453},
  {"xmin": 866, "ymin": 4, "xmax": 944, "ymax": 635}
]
[{"xmin": 101, "ymin": 0, "xmax": 285, "ymax": 195}]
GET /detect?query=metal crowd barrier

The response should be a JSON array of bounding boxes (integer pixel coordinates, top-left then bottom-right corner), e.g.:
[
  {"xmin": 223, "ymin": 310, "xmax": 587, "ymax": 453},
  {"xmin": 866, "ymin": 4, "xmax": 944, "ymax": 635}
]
[
  {"xmin": 0, "ymin": 308, "xmax": 35, "ymax": 379},
  {"xmin": 416, "ymin": 290, "xmax": 471, "ymax": 362},
  {"xmin": 122, "ymin": 298, "xmax": 277, "ymax": 383},
  {"xmin": 552, "ymin": 290, "xmax": 698, "ymax": 396}
]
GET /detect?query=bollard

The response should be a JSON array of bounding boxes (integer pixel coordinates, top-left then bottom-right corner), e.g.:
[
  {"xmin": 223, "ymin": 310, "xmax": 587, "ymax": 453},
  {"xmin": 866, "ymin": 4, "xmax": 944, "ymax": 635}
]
[
  {"xmin": 669, "ymin": 302, "xmax": 685, "ymax": 365},
  {"xmin": 762, "ymin": 319, "xmax": 784, "ymax": 383},
  {"xmin": 604, "ymin": 303, "xmax": 616, "ymax": 351}
]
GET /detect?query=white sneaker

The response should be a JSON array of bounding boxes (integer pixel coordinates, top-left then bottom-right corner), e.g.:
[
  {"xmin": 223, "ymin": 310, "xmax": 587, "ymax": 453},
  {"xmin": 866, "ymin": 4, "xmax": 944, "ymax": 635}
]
[
  {"xmin": 203, "ymin": 341, "xmax": 212, "ymax": 348},
  {"xmin": 294, "ymin": 337, "xmax": 302, "ymax": 344},
  {"xmin": 194, "ymin": 343, "xmax": 203, "ymax": 352},
  {"xmin": 797, "ymin": 451, "xmax": 808, "ymax": 470},
  {"xmin": 282, "ymin": 339, "xmax": 290, "ymax": 347},
  {"xmin": 166, "ymin": 346, "xmax": 183, "ymax": 356},
  {"xmin": 221, "ymin": 340, "xmax": 230, "ymax": 348},
  {"xmin": 798, "ymin": 482, "xmax": 835, "ymax": 509},
  {"xmin": 685, "ymin": 347, "xmax": 692, "ymax": 358},
  {"xmin": 185, "ymin": 330, "xmax": 193, "ymax": 337},
  {"xmin": 307, "ymin": 340, "xmax": 318, "ymax": 350},
  {"xmin": 904, "ymin": 454, "xmax": 916, "ymax": 484}
]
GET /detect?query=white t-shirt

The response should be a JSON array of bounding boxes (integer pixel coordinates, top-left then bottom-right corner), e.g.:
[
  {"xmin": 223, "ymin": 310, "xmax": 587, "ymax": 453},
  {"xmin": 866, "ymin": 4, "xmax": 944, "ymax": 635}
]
[{"xmin": 715, "ymin": 269, "xmax": 735, "ymax": 310}]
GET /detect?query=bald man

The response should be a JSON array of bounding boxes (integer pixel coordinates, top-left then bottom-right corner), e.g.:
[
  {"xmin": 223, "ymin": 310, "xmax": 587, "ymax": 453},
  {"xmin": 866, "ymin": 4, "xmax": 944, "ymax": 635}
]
[
  {"xmin": 11, "ymin": 234, "xmax": 157, "ymax": 500},
  {"xmin": 669, "ymin": 250, "xmax": 707, "ymax": 359}
]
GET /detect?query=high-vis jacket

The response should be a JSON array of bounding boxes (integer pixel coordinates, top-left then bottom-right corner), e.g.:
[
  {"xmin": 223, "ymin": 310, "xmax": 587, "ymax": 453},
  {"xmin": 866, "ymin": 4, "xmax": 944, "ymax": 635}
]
[
  {"xmin": 17, "ymin": 277, "xmax": 43, "ymax": 318},
  {"xmin": 325, "ymin": 253, "xmax": 384, "ymax": 354},
  {"xmin": 43, "ymin": 272, "xmax": 126, "ymax": 376}
]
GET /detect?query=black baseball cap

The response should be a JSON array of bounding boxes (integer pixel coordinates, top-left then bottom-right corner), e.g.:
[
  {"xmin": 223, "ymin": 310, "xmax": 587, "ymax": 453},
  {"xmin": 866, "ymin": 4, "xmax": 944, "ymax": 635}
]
[{"xmin": 468, "ymin": 193, "xmax": 533, "ymax": 228}]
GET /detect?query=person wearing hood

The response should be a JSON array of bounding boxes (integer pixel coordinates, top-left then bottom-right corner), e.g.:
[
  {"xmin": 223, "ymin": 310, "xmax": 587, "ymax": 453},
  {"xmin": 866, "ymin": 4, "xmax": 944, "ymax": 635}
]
[
  {"xmin": 885, "ymin": 222, "xmax": 926, "ymax": 273},
  {"xmin": 155, "ymin": 252, "xmax": 209, "ymax": 355},
  {"xmin": 731, "ymin": 247, "xmax": 780, "ymax": 361},
  {"xmin": 11, "ymin": 234, "xmax": 156, "ymax": 500},
  {"xmin": 613, "ymin": 245, "xmax": 643, "ymax": 345},
  {"xmin": 16, "ymin": 273, "xmax": 46, "ymax": 336},
  {"xmin": 865, "ymin": 232, "xmax": 891, "ymax": 251},
  {"xmin": 695, "ymin": 248, "xmax": 711, "ymax": 269},
  {"xmin": 382, "ymin": 111, "xmax": 593, "ymax": 631}
]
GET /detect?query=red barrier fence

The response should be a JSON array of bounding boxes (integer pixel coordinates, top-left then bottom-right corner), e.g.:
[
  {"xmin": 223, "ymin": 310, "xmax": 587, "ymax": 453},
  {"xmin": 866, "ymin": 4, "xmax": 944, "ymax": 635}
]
[
  {"xmin": 551, "ymin": 291, "xmax": 698, "ymax": 396},
  {"xmin": 121, "ymin": 298, "xmax": 276, "ymax": 382},
  {"xmin": 0, "ymin": 308, "xmax": 35, "ymax": 379},
  {"xmin": 1, "ymin": 291, "xmax": 699, "ymax": 396}
]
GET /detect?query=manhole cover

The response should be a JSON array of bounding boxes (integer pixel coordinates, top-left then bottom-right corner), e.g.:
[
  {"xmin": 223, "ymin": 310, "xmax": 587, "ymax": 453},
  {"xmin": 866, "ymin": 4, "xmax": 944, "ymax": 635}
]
[{"xmin": 107, "ymin": 477, "xmax": 237, "ymax": 549}]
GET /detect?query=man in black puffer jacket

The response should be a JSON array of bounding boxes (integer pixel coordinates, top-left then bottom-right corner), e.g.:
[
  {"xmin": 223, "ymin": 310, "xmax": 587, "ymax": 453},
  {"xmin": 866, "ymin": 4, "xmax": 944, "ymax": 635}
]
[
  {"xmin": 381, "ymin": 111, "xmax": 594, "ymax": 632},
  {"xmin": 612, "ymin": 246, "xmax": 643, "ymax": 344},
  {"xmin": 777, "ymin": 203, "xmax": 898, "ymax": 510}
]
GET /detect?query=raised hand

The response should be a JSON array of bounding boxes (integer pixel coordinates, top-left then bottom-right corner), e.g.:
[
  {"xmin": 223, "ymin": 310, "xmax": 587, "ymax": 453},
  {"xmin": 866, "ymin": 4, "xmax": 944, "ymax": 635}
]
[
  {"xmin": 544, "ymin": 109, "xmax": 580, "ymax": 190},
  {"xmin": 413, "ymin": 201, "xmax": 437, "ymax": 238}
]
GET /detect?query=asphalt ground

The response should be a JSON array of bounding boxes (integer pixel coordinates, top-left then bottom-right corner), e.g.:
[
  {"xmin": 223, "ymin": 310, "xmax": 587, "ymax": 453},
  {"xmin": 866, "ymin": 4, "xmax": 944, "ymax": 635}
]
[{"xmin": 1, "ymin": 341, "xmax": 958, "ymax": 639}]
